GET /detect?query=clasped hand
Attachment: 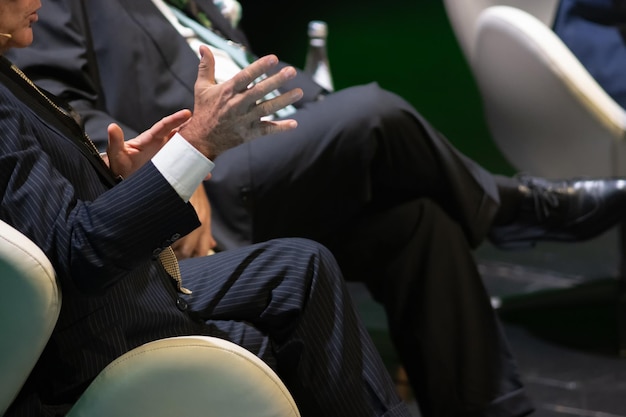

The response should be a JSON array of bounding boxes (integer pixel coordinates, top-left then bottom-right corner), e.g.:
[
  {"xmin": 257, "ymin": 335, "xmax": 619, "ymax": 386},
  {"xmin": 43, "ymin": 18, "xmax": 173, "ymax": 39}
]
[{"xmin": 106, "ymin": 45, "xmax": 303, "ymax": 178}]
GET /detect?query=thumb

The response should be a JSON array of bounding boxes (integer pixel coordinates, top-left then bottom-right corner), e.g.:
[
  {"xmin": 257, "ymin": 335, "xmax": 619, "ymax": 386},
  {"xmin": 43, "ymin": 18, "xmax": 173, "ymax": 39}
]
[
  {"xmin": 106, "ymin": 123, "xmax": 125, "ymax": 173},
  {"xmin": 107, "ymin": 123, "xmax": 125, "ymax": 156},
  {"xmin": 197, "ymin": 44, "xmax": 217, "ymax": 85}
]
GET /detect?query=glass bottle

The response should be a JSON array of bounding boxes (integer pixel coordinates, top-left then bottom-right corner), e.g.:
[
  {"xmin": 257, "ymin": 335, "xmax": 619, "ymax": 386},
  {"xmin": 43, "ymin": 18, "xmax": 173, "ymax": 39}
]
[{"xmin": 304, "ymin": 20, "xmax": 334, "ymax": 92}]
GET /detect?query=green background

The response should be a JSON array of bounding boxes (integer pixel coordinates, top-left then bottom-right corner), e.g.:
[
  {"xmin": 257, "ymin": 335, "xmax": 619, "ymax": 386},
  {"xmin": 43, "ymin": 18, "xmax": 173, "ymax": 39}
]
[{"xmin": 239, "ymin": 0, "xmax": 515, "ymax": 176}]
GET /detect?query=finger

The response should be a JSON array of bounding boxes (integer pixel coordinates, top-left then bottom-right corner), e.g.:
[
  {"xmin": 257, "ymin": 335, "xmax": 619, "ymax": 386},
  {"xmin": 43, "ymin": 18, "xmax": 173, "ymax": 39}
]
[
  {"xmin": 106, "ymin": 123, "xmax": 126, "ymax": 174},
  {"xmin": 147, "ymin": 109, "xmax": 193, "ymax": 139},
  {"xmin": 192, "ymin": 232, "xmax": 212, "ymax": 258},
  {"xmin": 172, "ymin": 237, "xmax": 194, "ymax": 260},
  {"xmin": 197, "ymin": 45, "xmax": 217, "ymax": 85},
  {"xmin": 256, "ymin": 119, "xmax": 299, "ymax": 136},
  {"xmin": 252, "ymin": 88, "xmax": 303, "ymax": 120},
  {"xmin": 106, "ymin": 123, "xmax": 125, "ymax": 157},
  {"xmin": 236, "ymin": 67, "xmax": 298, "ymax": 111},
  {"xmin": 230, "ymin": 54, "xmax": 279, "ymax": 92},
  {"xmin": 207, "ymin": 234, "xmax": 217, "ymax": 250},
  {"xmin": 244, "ymin": 66, "xmax": 298, "ymax": 104}
]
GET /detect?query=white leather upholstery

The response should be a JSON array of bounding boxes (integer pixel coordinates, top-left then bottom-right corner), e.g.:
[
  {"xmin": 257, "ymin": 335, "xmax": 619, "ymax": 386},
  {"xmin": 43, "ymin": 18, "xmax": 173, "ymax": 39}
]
[
  {"xmin": 0, "ymin": 219, "xmax": 300, "ymax": 417},
  {"xmin": 443, "ymin": 0, "xmax": 560, "ymax": 60},
  {"xmin": 0, "ymin": 220, "xmax": 60, "ymax": 415},
  {"xmin": 67, "ymin": 335, "xmax": 301, "ymax": 417},
  {"xmin": 443, "ymin": 0, "xmax": 626, "ymax": 177},
  {"xmin": 473, "ymin": 6, "xmax": 626, "ymax": 177}
]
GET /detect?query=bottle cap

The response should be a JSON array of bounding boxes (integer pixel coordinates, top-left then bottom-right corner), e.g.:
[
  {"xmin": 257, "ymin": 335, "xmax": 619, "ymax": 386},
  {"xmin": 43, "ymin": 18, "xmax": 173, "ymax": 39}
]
[{"xmin": 308, "ymin": 20, "xmax": 328, "ymax": 38}]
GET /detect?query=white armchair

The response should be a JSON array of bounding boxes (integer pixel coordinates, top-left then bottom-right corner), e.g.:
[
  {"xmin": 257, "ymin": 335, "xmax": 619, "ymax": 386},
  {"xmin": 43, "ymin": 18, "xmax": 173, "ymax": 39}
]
[
  {"xmin": 443, "ymin": 0, "xmax": 626, "ymax": 178},
  {"xmin": 0, "ymin": 219, "xmax": 300, "ymax": 417},
  {"xmin": 0, "ymin": 219, "xmax": 60, "ymax": 415},
  {"xmin": 443, "ymin": 0, "xmax": 560, "ymax": 62}
]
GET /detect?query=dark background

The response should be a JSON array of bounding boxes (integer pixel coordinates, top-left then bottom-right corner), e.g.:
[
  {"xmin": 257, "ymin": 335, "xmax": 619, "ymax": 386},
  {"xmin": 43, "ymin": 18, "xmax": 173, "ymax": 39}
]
[{"xmin": 239, "ymin": 0, "xmax": 515, "ymax": 176}]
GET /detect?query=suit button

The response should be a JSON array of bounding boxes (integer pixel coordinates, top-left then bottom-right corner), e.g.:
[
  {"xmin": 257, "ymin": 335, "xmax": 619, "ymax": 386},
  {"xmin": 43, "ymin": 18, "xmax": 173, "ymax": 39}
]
[
  {"xmin": 171, "ymin": 233, "xmax": 181, "ymax": 241},
  {"xmin": 240, "ymin": 187, "xmax": 251, "ymax": 206},
  {"xmin": 176, "ymin": 297, "xmax": 188, "ymax": 312},
  {"xmin": 151, "ymin": 248, "xmax": 163, "ymax": 259}
]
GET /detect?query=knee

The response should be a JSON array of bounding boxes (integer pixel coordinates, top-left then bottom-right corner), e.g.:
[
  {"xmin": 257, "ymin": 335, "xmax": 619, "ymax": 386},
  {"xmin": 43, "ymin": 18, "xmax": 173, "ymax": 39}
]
[
  {"xmin": 266, "ymin": 238, "xmax": 339, "ymax": 272},
  {"xmin": 414, "ymin": 198, "xmax": 467, "ymax": 239},
  {"xmin": 270, "ymin": 237, "xmax": 344, "ymax": 287},
  {"xmin": 329, "ymin": 84, "xmax": 426, "ymax": 161},
  {"xmin": 341, "ymin": 83, "xmax": 415, "ymax": 126}
]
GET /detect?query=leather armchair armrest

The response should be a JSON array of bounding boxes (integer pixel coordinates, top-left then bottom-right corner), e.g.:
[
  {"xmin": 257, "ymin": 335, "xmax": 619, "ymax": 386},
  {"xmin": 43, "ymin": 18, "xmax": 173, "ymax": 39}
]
[
  {"xmin": 0, "ymin": 220, "xmax": 61, "ymax": 415},
  {"xmin": 66, "ymin": 335, "xmax": 301, "ymax": 417}
]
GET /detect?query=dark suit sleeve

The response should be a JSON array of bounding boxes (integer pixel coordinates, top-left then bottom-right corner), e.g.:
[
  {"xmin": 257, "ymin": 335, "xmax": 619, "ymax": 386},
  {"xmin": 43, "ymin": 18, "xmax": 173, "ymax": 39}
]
[
  {"xmin": 6, "ymin": 0, "xmax": 139, "ymax": 151},
  {"xmin": 0, "ymin": 83, "xmax": 199, "ymax": 293}
]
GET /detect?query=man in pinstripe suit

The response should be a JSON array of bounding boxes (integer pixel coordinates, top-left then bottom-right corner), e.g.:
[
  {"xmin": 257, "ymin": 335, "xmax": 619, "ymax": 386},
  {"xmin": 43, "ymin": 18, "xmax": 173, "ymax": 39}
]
[
  {"xmin": 0, "ymin": 4, "xmax": 427, "ymax": 414},
  {"xmin": 9, "ymin": 0, "xmax": 626, "ymax": 416}
]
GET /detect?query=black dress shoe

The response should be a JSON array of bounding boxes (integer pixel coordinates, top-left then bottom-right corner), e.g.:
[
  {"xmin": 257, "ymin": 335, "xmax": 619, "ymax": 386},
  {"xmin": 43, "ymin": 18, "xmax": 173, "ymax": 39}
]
[{"xmin": 489, "ymin": 175, "xmax": 626, "ymax": 249}]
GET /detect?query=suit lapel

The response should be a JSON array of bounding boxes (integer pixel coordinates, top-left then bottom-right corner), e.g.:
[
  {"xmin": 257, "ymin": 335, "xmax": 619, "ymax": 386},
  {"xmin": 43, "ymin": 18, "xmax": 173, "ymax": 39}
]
[
  {"xmin": 115, "ymin": 0, "xmax": 199, "ymax": 95},
  {"xmin": 0, "ymin": 63, "xmax": 119, "ymax": 187}
]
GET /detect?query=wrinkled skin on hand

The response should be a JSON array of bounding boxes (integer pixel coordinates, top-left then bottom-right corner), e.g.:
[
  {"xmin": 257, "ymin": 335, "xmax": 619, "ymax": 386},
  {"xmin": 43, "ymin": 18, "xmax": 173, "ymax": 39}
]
[
  {"xmin": 105, "ymin": 46, "xmax": 302, "ymax": 177},
  {"xmin": 179, "ymin": 45, "xmax": 303, "ymax": 159}
]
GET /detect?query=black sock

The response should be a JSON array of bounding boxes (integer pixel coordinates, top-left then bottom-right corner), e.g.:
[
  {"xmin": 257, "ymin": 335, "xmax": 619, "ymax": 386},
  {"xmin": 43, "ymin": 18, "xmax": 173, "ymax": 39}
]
[{"xmin": 493, "ymin": 175, "xmax": 526, "ymax": 226}]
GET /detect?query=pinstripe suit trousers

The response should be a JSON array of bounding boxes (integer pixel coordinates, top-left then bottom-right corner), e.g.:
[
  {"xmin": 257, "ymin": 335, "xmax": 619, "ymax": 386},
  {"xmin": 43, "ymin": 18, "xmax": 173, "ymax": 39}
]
[{"xmin": 178, "ymin": 238, "xmax": 411, "ymax": 417}]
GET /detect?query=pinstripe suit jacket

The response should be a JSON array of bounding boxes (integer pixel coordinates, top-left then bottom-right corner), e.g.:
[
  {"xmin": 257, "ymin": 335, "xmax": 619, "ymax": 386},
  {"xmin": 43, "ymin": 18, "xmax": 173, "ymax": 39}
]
[{"xmin": 0, "ymin": 57, "xmax": 210, "ymax": 416}]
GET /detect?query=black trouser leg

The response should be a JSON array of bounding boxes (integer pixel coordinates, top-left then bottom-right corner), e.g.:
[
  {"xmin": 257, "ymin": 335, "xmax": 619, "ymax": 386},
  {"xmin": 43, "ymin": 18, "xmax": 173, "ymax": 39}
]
[{"xmin": 325, "ymin": 199, "xmax": 534, "ymax": 417}]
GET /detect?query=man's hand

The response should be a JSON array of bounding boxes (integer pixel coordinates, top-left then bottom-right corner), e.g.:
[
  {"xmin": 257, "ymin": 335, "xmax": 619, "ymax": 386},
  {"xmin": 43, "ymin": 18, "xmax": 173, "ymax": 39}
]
[
  {"xmin": 106, "ymin": 110, "xmax": 192, "ymax": 178},
  {"xmin": 172, "ymin": 185, "xmax": 217, "ymax": 259},
  {"xmin": 179, "ymin": 45, "xmax": 303, "ymax": 159}
]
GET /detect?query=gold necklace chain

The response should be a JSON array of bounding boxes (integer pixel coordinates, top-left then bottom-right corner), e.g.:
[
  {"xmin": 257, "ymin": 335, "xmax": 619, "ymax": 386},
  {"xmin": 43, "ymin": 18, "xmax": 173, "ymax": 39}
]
[{"xmin": 10, "ymin": 63, "xmax": 102, "ymax": 158}]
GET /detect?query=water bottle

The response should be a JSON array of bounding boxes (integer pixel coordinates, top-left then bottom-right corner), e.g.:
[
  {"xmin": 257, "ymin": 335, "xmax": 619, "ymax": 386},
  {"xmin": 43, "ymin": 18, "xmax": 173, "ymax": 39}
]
[{"xmin": 304, "ymin": 20, "xmax": 334, "ymax": 92}]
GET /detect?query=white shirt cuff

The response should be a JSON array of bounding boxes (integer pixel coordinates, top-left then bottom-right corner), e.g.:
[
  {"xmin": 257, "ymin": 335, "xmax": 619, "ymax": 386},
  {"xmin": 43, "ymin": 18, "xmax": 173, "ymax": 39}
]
[{"xmin": 151, "ymin": 132, "xmax": 215, "ymax": 202}]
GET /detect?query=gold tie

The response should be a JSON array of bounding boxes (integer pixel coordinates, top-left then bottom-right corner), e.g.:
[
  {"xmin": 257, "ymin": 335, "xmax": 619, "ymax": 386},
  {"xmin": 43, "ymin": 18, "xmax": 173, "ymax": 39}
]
[{"xmin": 159, "ymin": 247, "xmax": 192, "ymax": 294}]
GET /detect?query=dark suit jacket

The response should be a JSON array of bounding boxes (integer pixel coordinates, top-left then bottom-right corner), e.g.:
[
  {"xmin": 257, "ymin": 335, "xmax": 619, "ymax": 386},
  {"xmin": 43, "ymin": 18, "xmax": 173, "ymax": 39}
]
[
  {"xmin": 0, "ymin": 57, "xmax": 208, "ymax": 416},
  {"xmin": 7, "ymin": 0, "xmax": 324, "ymax": 151},
  {"xmin": 552, "ymin": 0, "xmax": 626, "ymax": 109}
]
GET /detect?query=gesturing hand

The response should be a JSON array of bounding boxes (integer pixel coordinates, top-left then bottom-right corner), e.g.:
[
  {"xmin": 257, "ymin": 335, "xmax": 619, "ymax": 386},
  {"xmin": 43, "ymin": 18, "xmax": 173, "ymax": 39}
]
[
  {"xmin": 106, "ymin": 110, "xmax": 192, "ymax": 178},
  {"xmin": 179, "ymin": 45, "xmax": 303, "ymax": 159}
]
